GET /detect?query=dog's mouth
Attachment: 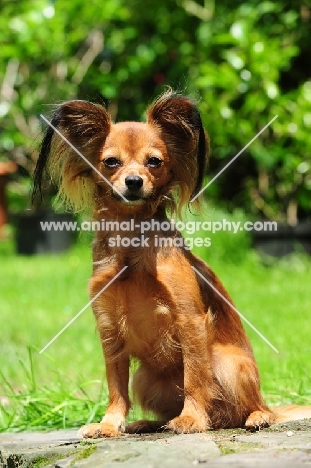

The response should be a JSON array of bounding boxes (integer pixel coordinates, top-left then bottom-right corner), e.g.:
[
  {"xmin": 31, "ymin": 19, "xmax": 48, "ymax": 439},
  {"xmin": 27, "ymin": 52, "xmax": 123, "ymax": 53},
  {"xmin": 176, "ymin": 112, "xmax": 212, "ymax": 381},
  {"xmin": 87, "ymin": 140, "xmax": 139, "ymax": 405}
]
[
  {"xmin": 125, "ymin": 194, "xmax": 143, "ymax": 201},
  {"xmin": 112, "ymin": 192, "xmax": 149, "ymax": 205}
]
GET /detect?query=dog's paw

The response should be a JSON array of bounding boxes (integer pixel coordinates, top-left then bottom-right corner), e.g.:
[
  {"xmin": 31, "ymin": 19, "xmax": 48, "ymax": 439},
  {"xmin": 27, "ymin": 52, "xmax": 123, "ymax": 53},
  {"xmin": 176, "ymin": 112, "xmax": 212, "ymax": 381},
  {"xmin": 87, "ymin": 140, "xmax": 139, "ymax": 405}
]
[
  {"xmin": 166, "ymin": 415, "xmax": 208, "ymax": 433},
  {"xmin": 245, "ymin": 410, "xmax": 272, "ymax": 430},
  {"xmin": 77, "ymin": 422, "xmax": 122, "ymax": 439}
]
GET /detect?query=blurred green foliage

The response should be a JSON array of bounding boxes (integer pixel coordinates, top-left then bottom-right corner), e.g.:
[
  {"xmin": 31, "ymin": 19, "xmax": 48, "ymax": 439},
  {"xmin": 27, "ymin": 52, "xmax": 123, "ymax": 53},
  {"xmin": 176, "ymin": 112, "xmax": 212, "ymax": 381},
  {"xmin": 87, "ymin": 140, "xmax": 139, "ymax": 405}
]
[{"xmin": 0, "ymin": 0, "xmax": 310, "ymax": 222}]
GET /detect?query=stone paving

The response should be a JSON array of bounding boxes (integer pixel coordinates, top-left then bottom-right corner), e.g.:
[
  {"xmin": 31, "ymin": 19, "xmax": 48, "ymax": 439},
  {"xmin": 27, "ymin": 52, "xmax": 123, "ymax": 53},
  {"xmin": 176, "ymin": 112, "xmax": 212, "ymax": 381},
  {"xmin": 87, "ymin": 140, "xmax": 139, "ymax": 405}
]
[{"xmin": 1, "ymin": 420, "xmax": 311, "ymax": 467}]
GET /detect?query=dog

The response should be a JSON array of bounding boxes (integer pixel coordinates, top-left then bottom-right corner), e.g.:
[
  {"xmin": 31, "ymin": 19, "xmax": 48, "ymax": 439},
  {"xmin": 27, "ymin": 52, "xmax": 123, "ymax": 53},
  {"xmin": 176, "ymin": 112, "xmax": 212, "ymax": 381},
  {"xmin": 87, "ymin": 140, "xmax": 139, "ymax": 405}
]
[{"xmin": 33, "ymin": 89, "xmax": 311, "ymax": 438}]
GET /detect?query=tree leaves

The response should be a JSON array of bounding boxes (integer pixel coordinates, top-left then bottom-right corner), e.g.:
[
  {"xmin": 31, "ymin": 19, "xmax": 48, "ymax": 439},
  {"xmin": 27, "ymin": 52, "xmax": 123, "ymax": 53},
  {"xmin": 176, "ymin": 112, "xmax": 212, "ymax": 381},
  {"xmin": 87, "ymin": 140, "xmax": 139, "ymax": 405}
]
[{"xmin": 0, "ymin": 0, "xmax": 310, "ymax": 221}]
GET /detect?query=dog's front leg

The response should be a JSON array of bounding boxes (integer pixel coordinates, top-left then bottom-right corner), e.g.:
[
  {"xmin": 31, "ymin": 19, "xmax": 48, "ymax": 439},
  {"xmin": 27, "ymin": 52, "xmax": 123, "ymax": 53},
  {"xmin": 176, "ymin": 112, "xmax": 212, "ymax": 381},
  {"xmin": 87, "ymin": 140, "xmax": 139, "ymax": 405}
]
[
  {"xmin": 166, "ymin": 314, "xmax": 214, "ymax": 433},
  {"xmin": 157, "ymin": 264, "xmax": 214, "ymax": 433},
  {"xmin": 78, "ymin": 353, "xmax": 130, "ymax": 438},
  {"xmin": 78, "ymin": 267, "xmax": 130, "ymax": 439}
]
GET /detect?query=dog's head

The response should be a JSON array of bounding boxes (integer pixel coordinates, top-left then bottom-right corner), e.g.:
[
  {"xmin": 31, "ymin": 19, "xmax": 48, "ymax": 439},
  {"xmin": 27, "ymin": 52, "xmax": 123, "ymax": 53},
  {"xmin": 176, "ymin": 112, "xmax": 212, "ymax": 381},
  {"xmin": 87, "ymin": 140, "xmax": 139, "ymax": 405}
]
[{"xmin": 33, "ymin": 89, "xmax": 209, "ymax": 217}]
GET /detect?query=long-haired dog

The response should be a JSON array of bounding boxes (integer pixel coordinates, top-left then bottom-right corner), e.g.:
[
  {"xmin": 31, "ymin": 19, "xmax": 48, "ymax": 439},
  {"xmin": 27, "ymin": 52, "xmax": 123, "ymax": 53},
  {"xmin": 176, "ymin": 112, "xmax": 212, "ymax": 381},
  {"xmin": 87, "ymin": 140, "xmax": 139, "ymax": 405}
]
[{"xmin": 33, "ymin": 90, "xmax": 311, "ymax": 438}]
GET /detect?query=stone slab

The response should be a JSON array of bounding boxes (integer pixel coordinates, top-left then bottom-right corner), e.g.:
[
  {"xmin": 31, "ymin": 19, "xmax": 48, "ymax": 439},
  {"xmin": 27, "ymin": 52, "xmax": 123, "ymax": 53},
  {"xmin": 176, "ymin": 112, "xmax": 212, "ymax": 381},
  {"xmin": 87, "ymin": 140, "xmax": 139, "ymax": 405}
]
[{"xmin": 1, "ymin": 421, "xmax": 311, "ymax": 468}]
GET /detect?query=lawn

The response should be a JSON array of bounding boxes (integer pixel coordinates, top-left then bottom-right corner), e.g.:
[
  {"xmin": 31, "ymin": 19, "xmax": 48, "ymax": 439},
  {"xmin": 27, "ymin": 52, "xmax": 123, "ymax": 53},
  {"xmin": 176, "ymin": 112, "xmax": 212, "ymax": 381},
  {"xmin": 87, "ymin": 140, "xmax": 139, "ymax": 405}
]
[{"xmin": 1, "ymin": 214, "xmax": 311, "ymax": 432}]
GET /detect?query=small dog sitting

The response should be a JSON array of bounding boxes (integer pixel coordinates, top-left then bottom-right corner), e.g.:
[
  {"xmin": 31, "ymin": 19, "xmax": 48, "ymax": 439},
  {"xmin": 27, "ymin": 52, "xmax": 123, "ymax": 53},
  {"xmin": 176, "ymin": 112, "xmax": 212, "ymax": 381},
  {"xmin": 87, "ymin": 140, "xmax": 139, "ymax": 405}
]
[{"xmin": 33, "ymin": 89, "xmax": 311, "ymax": 437}]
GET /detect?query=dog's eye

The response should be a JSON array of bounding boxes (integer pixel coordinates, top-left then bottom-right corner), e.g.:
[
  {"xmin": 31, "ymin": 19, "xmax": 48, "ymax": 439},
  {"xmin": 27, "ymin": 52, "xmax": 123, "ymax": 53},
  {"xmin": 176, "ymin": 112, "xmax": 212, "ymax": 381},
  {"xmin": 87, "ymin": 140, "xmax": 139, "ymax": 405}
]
[
  {"xmin": 146, "ymin": 156, "xmax": 162, "ymax": 168},
  {"xmin": 103, "ymin": 157, "xmax": 122, "ymax": 168}
]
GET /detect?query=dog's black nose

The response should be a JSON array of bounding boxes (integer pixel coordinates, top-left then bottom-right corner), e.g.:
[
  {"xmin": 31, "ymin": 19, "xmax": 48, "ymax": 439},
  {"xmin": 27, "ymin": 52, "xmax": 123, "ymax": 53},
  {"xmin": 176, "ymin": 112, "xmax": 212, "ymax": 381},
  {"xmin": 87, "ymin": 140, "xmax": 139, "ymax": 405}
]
[{"xmin": 125, "ymin": 175, "xmax": 143, "ymax": 191}]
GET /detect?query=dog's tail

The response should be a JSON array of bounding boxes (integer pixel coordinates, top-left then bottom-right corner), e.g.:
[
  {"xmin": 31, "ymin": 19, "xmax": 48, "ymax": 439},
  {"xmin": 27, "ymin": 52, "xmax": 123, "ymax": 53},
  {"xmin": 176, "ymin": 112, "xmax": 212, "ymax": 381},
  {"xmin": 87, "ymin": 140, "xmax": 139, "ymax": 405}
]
[{"xmin": 271, "ymin": 405, "xmax": 311, "ymax": 424}]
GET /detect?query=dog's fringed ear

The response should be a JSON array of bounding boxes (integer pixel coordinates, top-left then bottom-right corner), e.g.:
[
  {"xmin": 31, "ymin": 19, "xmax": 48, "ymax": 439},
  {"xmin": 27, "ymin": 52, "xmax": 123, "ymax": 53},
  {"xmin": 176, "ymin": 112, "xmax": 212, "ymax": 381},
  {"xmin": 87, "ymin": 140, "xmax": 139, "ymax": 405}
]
[
  {"xmin": 147, "ymin": 89, "xmax": 209, "ymax": 212},
  {"xmin": 33, "ymin": 101, "xmax": 111, "ymax": 212}
]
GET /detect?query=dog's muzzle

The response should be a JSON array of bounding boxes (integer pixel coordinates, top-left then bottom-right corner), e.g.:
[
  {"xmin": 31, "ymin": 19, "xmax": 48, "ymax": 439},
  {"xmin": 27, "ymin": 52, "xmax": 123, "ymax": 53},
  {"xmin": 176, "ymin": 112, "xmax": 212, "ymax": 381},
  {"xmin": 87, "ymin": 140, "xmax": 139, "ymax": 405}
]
[
  {"xmin": 125, "ymin": 175, "xmax": 143, "ymax": 192},
  {"xmin": 112, "ymin": 175, "xmax": 147, "ymax": 203}
]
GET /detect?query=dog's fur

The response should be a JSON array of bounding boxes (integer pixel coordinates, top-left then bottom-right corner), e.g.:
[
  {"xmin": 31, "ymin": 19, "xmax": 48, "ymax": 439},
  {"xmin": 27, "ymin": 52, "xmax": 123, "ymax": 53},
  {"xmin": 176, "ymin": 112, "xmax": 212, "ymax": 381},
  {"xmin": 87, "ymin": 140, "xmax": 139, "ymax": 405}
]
[{"xmin": 33, "ymin": 90, "xmax": 311, "ymax": 438}]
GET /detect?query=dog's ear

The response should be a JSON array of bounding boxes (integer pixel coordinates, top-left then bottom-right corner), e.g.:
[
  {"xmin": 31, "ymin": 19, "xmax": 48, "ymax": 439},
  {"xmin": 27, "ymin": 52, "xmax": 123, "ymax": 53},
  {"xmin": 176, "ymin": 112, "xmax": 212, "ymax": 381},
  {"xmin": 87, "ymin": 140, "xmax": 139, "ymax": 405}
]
[
  {"xmin": 147, "ymin": 89, "xmax": 209, "ymax": 212},
  {"xmin": 33, "ymin": 100, "xmax": 111, "ymax": 211}
]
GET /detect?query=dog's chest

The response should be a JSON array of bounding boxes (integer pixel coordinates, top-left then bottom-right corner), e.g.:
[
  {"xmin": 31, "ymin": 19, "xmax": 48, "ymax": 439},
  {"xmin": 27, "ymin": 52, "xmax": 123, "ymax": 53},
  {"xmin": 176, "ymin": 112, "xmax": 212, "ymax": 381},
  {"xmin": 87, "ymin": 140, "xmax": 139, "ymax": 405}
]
[{"xmin": 99, "ymin": 271, "xmax": 181, "ymax": 364}]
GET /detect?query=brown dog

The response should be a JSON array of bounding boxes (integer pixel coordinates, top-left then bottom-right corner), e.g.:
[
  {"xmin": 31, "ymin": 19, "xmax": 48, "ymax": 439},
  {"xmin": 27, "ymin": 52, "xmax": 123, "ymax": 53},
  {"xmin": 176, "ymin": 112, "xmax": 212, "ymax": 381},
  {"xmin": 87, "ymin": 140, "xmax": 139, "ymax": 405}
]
[{"xmin": 33, "ymin": 90, "xmax": 311, "ymax": 438}]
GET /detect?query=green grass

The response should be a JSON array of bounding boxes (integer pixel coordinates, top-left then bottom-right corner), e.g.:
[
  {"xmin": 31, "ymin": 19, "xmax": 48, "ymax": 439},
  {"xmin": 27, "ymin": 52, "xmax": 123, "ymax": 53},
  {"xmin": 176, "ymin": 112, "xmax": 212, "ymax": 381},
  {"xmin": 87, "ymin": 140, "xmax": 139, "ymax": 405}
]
[{"xmin": 1, "ymin": 213, "xmax": 311, "ymax": 432}]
